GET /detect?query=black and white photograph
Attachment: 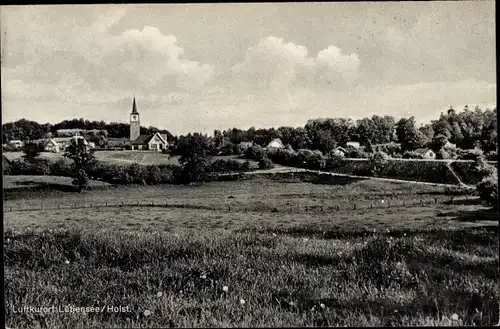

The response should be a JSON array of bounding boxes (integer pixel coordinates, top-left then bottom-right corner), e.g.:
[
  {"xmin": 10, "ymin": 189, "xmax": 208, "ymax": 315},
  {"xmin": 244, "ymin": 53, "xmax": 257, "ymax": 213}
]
[{"xmin": 1, "ymin": 2, "xmax": 498, "ymax": 328}]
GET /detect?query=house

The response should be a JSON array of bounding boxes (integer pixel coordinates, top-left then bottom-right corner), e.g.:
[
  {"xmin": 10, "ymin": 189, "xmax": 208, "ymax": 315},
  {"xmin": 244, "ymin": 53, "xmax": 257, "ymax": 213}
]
[
  {"xmin": 43, "ymin": 139, "xmax": 60, "ymax": 153},
  {"xmin": 266, "ymin": 138, "xmax": 285, "ymax": 149},
  {"xmin": 131, "ymin": 132, "xmax": 168, "ymax": 151},
  {"xmin": 346, "ymin": 141, "xmax": 361, "ymax": 149},
  {"xmin": 7, "ymin": 140, "xmax": 24, "ymax": 149},
  {"xmin": 414, "ymin": 148, "xmax": 436, "ymax": 159},
  {"xmin": 333, "ymin": 147, "xmax": 347, "ymax": 156},
  {"xmin": 50, "ymin": 136, "xmax": 92, "ymax": 152}
]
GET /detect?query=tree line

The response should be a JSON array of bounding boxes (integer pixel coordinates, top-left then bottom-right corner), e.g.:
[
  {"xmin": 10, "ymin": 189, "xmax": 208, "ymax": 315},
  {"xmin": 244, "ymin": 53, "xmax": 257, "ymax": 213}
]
[
  {"xmin": 2, "ymin": 118, "xmax": 176, "ymax": 145},
  {"xmin": 3, "ymin": 105, "xmax": 497, "ymax": 157}
]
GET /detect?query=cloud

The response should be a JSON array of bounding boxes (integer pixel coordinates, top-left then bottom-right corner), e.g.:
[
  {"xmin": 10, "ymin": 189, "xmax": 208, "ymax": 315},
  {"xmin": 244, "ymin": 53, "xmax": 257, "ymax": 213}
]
[
  {"xmin": 96, "ymin": 26, "xmax": 214, "ymax": 92},
  {"xmin": 232, "ymin": 36, "xmax": 360, "ymax": 92}
]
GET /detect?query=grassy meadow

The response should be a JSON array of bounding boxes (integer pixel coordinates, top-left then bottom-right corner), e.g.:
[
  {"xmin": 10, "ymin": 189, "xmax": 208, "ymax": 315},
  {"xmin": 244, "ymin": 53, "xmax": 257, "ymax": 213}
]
[
  {"xmin": 3, "ymin": 151, "xmax": 258, "ymax": 167},
  {"xmin": 3, "ymin": 174, "xmax": 499, "ymax": 327}
]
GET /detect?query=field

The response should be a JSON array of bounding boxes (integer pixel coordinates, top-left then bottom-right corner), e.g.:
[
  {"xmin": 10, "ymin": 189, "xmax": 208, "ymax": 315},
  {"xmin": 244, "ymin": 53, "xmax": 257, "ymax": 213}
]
[
  {"xmin": 3, "ymin": 151, "xmax": 258, "ymax": 167},
  {"xmin": 4, "ymin": 173, "xmax": 499, "ymax": 328}
]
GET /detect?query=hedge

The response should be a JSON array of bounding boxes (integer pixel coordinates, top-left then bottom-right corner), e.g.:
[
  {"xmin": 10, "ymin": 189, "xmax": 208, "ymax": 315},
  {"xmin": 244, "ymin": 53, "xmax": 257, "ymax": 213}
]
[
  {"xmin": 325, "ymin": 159, "xmax": 461, "ymax": 184},
  {"xmin": 5, "ymin": 157, "xmax": 254, "ymax": 185}
]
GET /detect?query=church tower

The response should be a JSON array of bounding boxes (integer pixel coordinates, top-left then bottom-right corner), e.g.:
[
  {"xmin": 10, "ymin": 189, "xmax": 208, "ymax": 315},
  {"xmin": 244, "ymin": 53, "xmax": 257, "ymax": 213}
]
[{"xmin": 130, "ymin": 97, "xmax": 140, "ymax": 142}]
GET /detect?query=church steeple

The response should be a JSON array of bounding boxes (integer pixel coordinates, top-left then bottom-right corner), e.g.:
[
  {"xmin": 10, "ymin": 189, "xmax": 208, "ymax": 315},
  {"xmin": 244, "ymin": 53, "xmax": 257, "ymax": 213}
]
[
  {"xmin": 132, "ymin": 96, "xmax": 138, "ymax": 114},
  {"xmin": 130, "ymin": 96, "xmax": 140, "ymax": 142}
]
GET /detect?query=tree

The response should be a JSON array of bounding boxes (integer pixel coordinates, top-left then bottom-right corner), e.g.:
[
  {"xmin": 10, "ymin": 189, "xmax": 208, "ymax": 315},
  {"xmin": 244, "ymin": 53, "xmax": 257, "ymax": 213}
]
[
  {"xmin": 396, "ymin": 117, "xmax": 426, "ymax": 151},
  {"xmin": 63, "ymin": 138, "xmax": 97, "ymax": 192},
  {"xmin": 22, "ymin": 141, "xmax": 44, "ymax": 161},
  {"xmin": 258, "ymin": 156, "xmax": 273, "ymax": 169},
  {"xmin": 178, "ymin": 133, "xmax": 213, "ymax": 184},
  {"xmin": 369, "ymin": 151, "xmax": 389, "ymax": 177},
  {"xmin": 430, "ymin": 134, "xmax": 449, "ymax": 152}
]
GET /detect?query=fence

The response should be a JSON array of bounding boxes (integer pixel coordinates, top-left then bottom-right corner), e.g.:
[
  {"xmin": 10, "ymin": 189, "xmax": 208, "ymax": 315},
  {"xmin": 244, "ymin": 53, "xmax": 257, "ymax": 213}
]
[{"xmin": 4, "ymin": 195, "xmax": 472, "ymax": 214}]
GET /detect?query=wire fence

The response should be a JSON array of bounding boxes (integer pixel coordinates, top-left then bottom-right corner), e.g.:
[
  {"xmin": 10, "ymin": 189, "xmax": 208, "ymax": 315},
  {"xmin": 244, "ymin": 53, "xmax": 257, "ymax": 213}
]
[{"xmin": 4, "ymin": 195, "xmax": 472, "ymax": 214}]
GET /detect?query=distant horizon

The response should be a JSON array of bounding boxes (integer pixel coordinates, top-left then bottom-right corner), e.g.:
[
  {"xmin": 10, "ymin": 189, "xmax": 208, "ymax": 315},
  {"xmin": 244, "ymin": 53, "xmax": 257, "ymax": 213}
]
[
  {"xmin": 1, "ymin": 3, "xmax": 496, "ymax": 135},
  {"xmin": 3, "ymin": 100, "xmax": 497, "ymax": 137}
]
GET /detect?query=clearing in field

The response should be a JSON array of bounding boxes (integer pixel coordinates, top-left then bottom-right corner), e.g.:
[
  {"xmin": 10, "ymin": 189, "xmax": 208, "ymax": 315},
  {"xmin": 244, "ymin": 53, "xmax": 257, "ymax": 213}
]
[{"xmin": 3, "ymin": 174, "xmax": 499, "ymax": 327}]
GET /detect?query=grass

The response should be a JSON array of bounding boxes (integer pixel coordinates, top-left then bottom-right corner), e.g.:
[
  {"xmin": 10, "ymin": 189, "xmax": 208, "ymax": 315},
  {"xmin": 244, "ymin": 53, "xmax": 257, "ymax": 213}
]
[
  {"xmin": 3, "ymin": 151, "xmax": 258, "ymax": 168},
  {"xmin": 4, "ymin": 175, "xmax": 499, "ymax": 327},
  {"xmin": 4, "ymin": 228, "xmax": 499, "ymax": 327}
]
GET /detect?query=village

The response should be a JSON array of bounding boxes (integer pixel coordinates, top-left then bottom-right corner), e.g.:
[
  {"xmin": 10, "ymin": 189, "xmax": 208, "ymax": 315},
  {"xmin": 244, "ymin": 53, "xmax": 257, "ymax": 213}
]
[{"xmin": 3, "ymin": 97, "xmax": 453, "ymax": 161}]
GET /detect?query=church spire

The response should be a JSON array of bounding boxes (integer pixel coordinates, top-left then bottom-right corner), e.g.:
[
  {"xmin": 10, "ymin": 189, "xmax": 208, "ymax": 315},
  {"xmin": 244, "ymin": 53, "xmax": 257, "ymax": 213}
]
[{"xmin": 132, "ymin": 96, "xmax": 138, "ymax": 114}]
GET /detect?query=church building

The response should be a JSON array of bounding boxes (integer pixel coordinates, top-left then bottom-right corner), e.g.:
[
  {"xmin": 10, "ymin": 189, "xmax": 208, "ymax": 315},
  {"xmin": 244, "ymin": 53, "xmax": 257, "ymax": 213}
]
[{"xmin": 129, "ymin": 97, "xmax": 168, "ymax": 151}]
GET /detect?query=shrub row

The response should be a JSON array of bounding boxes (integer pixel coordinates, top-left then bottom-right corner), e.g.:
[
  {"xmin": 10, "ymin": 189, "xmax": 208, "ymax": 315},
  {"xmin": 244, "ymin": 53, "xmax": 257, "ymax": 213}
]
[
  {"xmin": 245, "ymin": 146, "xmax": 326, "ymax": 170},
  {"xmin": 326, "ymin": 158, "xmax": 460, "ymax": 184},
  {"xmin": 4, "ymin": 157, "xmax": 255, "ymax": 185}
]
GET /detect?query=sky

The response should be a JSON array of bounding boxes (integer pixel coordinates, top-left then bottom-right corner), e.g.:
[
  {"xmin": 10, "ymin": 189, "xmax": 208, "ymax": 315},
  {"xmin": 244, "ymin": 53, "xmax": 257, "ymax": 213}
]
[{"xmin": 1, "ymin": 2, "xmax": 496, "ymax": 135}]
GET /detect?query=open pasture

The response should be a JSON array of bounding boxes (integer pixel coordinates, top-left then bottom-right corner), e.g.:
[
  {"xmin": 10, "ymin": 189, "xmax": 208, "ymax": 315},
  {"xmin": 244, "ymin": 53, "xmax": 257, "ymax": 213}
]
[
  {"xmin": 3, "ymin": 174, "xmax": 499, "ymax": 328},
  {"xmin": 3, "ymin": 151, "xmax": 258, "ymax": 167}
]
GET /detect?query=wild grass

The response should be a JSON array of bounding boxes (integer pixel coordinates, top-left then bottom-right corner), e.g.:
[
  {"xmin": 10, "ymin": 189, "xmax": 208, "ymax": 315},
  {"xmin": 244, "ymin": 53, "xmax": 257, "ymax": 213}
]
[
  {"xmin": 4, "ymin": 227, "xmax": 499, "ymax": 328},
  {"xmin": 3, "ymin": 175, "xmax": 498, "ymax": 327}
]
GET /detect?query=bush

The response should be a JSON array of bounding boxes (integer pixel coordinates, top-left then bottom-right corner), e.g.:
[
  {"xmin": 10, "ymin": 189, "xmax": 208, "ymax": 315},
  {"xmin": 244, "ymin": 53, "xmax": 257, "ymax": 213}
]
[
  {"xmin": 210, "ymin": 159, "xmax": 252, "ymax": 173},
  {"xmin": 485, "ymin": 151, "xmax": 497, "ymax": 161},
  {"xmin": 258, "ymin": 157, "xmax": 273, "ymax": 169},
  {"xmin": 302, "ymin": 150, "xmax": 326, "ymax": 170},
  {"xmin": 8, "ymin": 158, "xmax": 51, "ymax": 175},
  {"xmin": 346, "ymin": 148, "xmax": 369, "ymax": 159},
  {"xmin": 376, "ymin": 142, "xmax": 402, "ymax": 158},
  {"xmin": 369, "ymin": 151, "xmax": 389, "ymax": 177},
  {"xmin": 50, "ymin": 159, "xmax": 73, "ymax": 177},
  {"xmin": 402, "ymin": 151, "xmax": 424, "ymax": 159},
  {"xmin": 476, "ymin": 170, "xmax": 498, "ymax": 209},
  {"xmin": 457, "ymin": 148, "xmax": 484, "ymax": 160},
  {"xmin": 72, "ymin": 169, "xmax": 90, "ymax": 192},
  {"xmin": 326, "ymin": 153, "xmax": 346, "ymax": 169},
  {"xmin": 435, "ymin": 149, "xmax": 451, "ymax": 160},
  {"xmin": 245, "ymin": 145, "xmax": 266, "ymax": 161}
]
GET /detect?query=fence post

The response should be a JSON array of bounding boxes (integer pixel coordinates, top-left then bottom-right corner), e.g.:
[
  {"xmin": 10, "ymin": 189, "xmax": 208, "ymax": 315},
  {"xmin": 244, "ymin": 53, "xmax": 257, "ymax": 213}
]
[
  {"xmin": 353, "ymin": 204, "xmax": 356, "ymax": 210},
  {"xmin": 58, "ymin": 204, "xmax": 60, "ymax": 210}
]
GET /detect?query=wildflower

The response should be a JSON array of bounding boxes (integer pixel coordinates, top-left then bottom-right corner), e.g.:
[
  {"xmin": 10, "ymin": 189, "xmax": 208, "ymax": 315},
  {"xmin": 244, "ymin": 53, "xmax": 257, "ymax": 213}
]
[
  {"xmin": 156, "ymin": 292, "xmax": 163, "ymax": 297},
  {"xmin": 373, "ymin": 228, "xmax": 377, "ymax": 232},
  {"xmin": 200, "ymin": 274, "xmax": 207, "ymax": 279},
  {"xmin": 64, "ymin": 260, "xmax": 70, "ymax": 265},
  {"xmin": 303, "ymin": 238, "xmax": 309, "ymax": 242},
  {"xmin": 240, "ymin": 299, "xmax": 246, "ymax": 305},
  {"xmin": 6, "ymin": 238, "xmax": 10, "ymax": 244},
  {"xmin": 320, "ymin": 303, "xmax": 326, "ymax": 309},
  {"xmin": 289, "ymin": 301, "xmax": 295, "ymax": 306},
  {"xmin": 381, "ymin": 200, "xmax": 385, "ymax": 203},
  {"xmin": 222, "ymin": 286, "xmax": 229, "ymax": 292},
  {"xmin": 311, "ymin": 306, "xmax": 316, "ymax": 311},
  {"xmin": 126, "ymin": 318, "xmax": 130, "ymax": 322},
  {"xmin": 403, "ymin": 233, "xmax": 407, "ymax": 237},
  {"xmin": 451, "ymin": 313, "xmax": 459, "ymax": 321},
  {"xmin": 272, "ymin": 233, "xmax": 277, "ymax": 237},
  {"xmin": 144, "ymin": 310, "xmax": 151, "ymax": 317}
]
